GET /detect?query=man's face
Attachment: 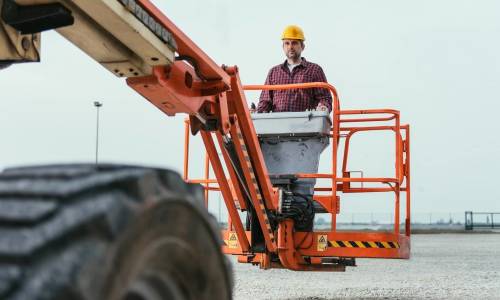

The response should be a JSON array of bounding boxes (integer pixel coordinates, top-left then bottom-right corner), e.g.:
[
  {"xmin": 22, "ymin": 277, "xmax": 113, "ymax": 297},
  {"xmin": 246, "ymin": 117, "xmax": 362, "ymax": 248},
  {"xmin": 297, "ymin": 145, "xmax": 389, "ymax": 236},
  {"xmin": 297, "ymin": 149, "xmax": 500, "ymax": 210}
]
[{"xmin": 282, "ymin": 39, "xmax": 304, "ymax": 60}]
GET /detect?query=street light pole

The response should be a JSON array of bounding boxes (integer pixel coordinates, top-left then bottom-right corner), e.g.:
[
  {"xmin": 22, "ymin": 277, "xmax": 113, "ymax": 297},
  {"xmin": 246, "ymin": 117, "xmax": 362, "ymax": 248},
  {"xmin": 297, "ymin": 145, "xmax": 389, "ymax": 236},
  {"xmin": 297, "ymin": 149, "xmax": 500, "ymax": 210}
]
[{"xmin": 94, "ymin": 101, "xmax": 103, "ymax": 165}]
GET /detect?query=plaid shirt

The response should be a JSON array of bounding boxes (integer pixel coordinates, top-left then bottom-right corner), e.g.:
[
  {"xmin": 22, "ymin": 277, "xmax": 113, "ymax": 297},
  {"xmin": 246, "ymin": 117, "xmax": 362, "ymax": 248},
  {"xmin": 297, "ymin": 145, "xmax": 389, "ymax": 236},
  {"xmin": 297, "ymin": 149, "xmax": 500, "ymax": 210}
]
[{"xmin": 257, "ymin": 58, "xmax": 332, "ymax": 113}]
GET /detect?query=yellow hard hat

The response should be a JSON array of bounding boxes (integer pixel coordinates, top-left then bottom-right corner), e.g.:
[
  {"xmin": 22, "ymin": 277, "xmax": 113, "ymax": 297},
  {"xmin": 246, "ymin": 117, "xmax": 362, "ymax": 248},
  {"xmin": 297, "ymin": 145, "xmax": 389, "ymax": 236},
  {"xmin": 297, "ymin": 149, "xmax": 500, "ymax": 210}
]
[{"xmin": 281, "ymin": 25, "xmax": 305, "ymax": 41}]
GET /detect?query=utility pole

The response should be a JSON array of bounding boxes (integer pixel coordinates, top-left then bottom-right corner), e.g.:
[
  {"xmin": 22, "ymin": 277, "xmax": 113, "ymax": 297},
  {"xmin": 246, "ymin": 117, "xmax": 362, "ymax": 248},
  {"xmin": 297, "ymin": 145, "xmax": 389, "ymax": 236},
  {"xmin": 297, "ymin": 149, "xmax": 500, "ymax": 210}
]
[{"xmin": 94, "ymin": 101, "xmax": 103, "ymax": 165}]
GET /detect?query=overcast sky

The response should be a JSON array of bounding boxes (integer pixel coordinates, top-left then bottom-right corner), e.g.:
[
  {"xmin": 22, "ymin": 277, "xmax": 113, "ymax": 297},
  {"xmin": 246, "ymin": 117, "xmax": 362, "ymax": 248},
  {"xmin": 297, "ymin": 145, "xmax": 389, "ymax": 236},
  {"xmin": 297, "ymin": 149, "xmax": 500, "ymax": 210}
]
[{"xmin": 1, "ymin": 0, "xmax": 500, "ymax": 217}]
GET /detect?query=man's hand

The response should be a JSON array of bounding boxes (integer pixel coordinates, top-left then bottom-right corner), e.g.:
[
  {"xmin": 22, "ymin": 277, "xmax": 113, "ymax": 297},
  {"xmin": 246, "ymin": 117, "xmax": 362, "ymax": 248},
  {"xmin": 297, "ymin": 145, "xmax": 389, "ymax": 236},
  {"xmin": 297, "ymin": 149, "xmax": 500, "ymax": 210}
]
[
  {"xmin": 316, "ymin": 103, "xmax": 328, "ymax": 111},
  {"xmin": 250, "ymin": 102, "xmax": 257, "ymax": 113}
]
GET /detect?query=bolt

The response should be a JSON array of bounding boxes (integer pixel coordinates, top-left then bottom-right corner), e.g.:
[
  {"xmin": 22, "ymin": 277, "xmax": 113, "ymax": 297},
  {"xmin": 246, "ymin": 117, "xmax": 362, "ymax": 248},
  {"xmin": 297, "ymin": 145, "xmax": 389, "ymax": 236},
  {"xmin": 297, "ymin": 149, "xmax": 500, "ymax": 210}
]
[
  {"xmin": 21, "ymin": 37, "xmax": 31, "ymax": 51},
  {"xmin": 162, "ymin": 101, "xmax": 175, "ymax": 109}
]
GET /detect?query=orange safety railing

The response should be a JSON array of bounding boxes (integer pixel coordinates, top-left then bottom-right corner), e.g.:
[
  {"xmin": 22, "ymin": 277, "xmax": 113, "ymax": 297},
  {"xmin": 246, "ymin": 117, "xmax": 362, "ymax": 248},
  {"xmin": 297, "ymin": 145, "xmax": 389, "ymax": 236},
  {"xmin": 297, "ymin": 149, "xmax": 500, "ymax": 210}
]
[{"xmin": 183, "ymin": 82, "xmax": 411, "ymax": 238}]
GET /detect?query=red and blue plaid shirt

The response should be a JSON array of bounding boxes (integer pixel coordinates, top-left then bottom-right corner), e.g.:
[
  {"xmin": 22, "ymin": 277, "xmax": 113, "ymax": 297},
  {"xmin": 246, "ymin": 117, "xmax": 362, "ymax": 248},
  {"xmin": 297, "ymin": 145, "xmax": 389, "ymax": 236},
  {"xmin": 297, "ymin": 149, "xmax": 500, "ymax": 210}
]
[{"xmin": 257, "ymin": 58, "xmax": 332, "ymax": 113}]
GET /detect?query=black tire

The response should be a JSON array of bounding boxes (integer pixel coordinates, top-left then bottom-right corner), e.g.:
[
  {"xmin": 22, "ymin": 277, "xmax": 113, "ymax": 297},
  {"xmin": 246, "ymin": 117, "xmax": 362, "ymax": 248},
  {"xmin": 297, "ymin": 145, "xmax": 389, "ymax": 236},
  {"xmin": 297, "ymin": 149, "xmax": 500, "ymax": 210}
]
[{"xmin": 0, "ymin": 164, "xmax": 232, "ymax": 300}]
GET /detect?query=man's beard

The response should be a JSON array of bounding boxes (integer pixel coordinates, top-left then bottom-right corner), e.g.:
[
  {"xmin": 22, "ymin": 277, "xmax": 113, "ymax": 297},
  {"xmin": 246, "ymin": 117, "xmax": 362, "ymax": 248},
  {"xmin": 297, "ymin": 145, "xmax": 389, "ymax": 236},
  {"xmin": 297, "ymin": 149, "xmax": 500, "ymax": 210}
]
[{"xmin": 287, "ymin": 51, "xmax": 300, "ymax": 60}]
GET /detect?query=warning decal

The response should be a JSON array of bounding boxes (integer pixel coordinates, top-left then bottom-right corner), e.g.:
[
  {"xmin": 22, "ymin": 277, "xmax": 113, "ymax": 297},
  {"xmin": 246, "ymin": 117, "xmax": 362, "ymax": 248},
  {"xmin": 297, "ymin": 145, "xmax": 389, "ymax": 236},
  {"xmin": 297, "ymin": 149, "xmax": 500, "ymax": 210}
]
[
  {"xmin": 228, "ymin": 232, "xmax": 239, "ymax": 249},
  {"xmin": 317, "ymin": 235, "xmax": 328, "ymax": 251}
]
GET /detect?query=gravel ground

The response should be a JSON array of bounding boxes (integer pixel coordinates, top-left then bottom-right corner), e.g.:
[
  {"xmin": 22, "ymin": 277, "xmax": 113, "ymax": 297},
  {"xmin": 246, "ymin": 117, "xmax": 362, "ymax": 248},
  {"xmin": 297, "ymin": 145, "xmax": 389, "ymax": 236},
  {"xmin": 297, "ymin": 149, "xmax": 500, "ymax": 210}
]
[{"xmin": 232, "ymin": 234, "xmax": 500, "ymax": 299}]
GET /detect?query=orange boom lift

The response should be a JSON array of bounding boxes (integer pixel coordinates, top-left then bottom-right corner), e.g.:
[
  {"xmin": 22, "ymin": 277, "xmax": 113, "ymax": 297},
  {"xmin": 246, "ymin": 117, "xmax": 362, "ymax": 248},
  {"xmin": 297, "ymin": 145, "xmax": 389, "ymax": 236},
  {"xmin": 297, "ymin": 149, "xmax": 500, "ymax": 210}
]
[
  {"xmin": 1, "ymin": 0, "xmax": 410, "ymax": 274},
  {"xmin": 184, "ymin": 81, "xmax": 411, "ymax": 271}
]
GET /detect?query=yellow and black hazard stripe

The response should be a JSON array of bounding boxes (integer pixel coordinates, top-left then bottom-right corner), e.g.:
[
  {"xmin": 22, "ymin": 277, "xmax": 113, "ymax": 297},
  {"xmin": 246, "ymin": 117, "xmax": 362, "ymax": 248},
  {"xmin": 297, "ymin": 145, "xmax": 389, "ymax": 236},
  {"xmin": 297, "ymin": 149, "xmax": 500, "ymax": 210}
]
[
  {"xmin": 328, "ymin": 241, "xmax": 400, "ymax": 249},
  {"xmin": 236, "ymin": 128, "xmax": 275, "ymax": 243}
]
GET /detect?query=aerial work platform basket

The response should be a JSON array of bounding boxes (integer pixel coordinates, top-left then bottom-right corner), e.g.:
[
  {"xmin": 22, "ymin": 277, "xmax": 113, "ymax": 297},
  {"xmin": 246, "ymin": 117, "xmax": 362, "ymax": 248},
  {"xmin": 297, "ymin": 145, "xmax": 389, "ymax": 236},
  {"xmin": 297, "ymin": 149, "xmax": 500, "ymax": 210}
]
[{"xmin": 183, "ymin": 82, "xmax": 411, "ymax": 271}]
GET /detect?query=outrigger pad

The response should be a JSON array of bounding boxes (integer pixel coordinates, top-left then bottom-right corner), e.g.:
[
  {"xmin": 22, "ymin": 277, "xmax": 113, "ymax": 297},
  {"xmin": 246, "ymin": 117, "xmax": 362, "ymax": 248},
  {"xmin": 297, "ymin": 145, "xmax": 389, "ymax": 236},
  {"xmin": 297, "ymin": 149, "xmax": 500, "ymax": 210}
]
[{"xmin": 1, "ymin": 0, "xmax": 74, "ymax": 34}]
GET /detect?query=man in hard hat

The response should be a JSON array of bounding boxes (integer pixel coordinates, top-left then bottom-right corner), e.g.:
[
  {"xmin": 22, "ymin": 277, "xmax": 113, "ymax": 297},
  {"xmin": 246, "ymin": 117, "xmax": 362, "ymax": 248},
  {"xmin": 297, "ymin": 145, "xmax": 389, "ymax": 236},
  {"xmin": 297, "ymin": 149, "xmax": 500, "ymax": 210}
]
[{"xmin": 255, "ymin": 25, "xmax": 332, "ymax": 113}]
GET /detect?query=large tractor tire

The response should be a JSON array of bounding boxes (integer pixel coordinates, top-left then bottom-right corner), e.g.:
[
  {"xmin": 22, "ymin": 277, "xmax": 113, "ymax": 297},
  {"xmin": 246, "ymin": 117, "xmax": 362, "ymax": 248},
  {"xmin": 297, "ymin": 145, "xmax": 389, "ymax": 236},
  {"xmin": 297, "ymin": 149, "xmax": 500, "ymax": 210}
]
[{"xmin": 0, "ymin": 164, "xmax": 232, "ymax": 300}]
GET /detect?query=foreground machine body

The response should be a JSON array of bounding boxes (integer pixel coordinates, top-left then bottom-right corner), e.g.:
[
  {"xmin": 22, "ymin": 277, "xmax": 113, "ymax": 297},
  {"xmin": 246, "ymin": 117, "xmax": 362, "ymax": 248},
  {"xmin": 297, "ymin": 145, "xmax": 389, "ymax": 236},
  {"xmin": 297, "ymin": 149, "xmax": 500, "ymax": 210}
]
[{"xmin": 0, "ymin": 0, "xmax": 411, "ymax": 297}]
